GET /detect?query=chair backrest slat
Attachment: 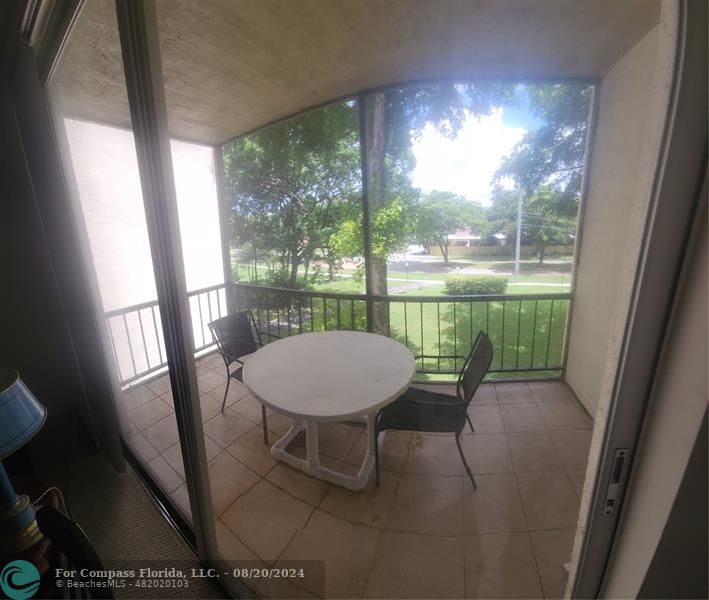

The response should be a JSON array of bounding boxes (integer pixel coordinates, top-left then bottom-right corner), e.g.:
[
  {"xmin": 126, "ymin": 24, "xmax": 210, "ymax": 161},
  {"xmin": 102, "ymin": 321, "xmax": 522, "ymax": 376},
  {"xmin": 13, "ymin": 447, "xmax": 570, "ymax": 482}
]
[
  {"xmin": 208, "ymin": 311, "xmax": 259, "ymax": 362},
  {"xmin": 457, "ymin": 331, "xmax": 494, "ymax": 406}
]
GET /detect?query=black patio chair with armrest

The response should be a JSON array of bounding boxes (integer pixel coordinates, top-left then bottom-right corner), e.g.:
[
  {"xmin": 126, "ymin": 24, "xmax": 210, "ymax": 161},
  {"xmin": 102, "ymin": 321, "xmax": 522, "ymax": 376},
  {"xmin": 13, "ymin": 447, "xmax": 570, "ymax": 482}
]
[
  {"xmin": 208, "ymin": 310, "xmax": 279, "ymax": 445},
  {"xmin": 374, "ymin": 330, "xmax": 493, "ymax": 489}
]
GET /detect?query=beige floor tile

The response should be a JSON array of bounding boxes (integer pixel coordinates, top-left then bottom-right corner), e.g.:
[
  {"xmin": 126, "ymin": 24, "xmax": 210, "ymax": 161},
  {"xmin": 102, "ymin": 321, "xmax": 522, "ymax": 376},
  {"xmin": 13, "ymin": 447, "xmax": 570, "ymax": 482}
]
[
  {"xmin": 204, "ymin": 409, "xmax": 255, "ymax": 448},
  {"xmin": 280, "ymin": 510, "xmax": 380, "ymax": 598},
  {"xmin": 348, "ymin": 430, "xmax": 411, "ymax": 472},
  {"xmin": 195, "ymin": 361, "xmax": 212, "ymax": 376},
  {"xmin": 227, "ymin": 427, "xmax": 279, "ymax": 476},
  {"xmin": 143, "ymin": 414, "xmax": 180, "ymax": 453},
  {"xmin": 169, "ymin": 483, "xmax": 192, "ymax": 523},
  {"xmin": 406, "ymin": 433, "xmax": 465, "ymax": 476},
  {"xmin": 463, "ymin": 473, "xmax": 527, "ymax": 534},
  {"xmin": 549, "ymin": 430, "xmax": 592, "ymax": 469},
  {"xmin": 221, "ymin": 479, "xmax": 313, "ymax": 563},
  {"xmin": 231, "ymin": 394, "xmax": 267, "ymax": 424},
  {"xmin": 198, "ymin": 369, "xmax": 226, "ymax": 393},
  {"xmin": 517, "ymin": 471, "xmax": 580, "ymax": 530},
  {"xmin": 365, "ymin": 531, "xmax": 465, "ymax": 599},
  {"xmin": 460, "ymin": 433, "xmax": 513, "ymax": 474},
  {"xmin": 162, "ymin": 437, "xmax": 221, "ymax": 479},
  {"xmin": 471, "ymin": 383, "xmax": 498, "ymax": 405},
  {"xmin": 537, "ymin": 403, "xmax": 593, "ymax": 430},
  {"xmin": 268, "ymin": 412, "xmax": 296, "ymax": 437},
  {"xmin": 215, "ymin": 518, "xmax": 261, "ymax": 565},
  {"xmin": 199, "ymin": 352, "xmax": 225, "ymax": 371},
  {"xmin": 126, "ymin": 432, "xmax": 158, "ymax": 462},
  {"xmin": 320, "ymin": 471, "xmax": 399, "ymax": 528},
  {"xmin": 207, "ymin": 380, "xmax": 251, "ymax": 408},
  {"xmin": 465, "ymin": 532, "xmax": 543, "ymax": 599},
  {"xmin": 530, "ymin": 529, "xmax": 575, "ymax": 599},
  {"xmin": 528, "ymin": 381, "xmax": 573, "ymax": 404},
  {"xmin": 566, "ymin": 469, "xmax": 586, "ymax": 499},
  {"xmin": 162, "ymin": 441, "xmax": 186, "ymax": 478},
  {"xmin": 256, "ymin": 574, "xmax": 318, "ymax": 599},
  {"xmin": 386, "ymin": 473, "xmax": 464, "ymax": 536},
  {"xmin": 344, "ymin": 429, "xmax": 367, "ymax": 465},
  {"xmin": 495, "ymin": 382, "xmax": 533, "ymax": 404},
  {"xmin": 266, "ymin": 463, "xmax": 332, "ymax": 507},
  {"xmin": 147, "ymin": 374, "xmax": 172, "ymax": 397},
  {"xmin": 467, "ymin": 404, "xmax": 505, "ymax": 434},
  {"xmin": 129, "ymin": 396, "xmax": 173, "ymax": 431},
  {"xmin": 146, "ymin": 454, "xmax": 183, "ymax": 493},
  {"xmin": 507, "ymin": 431, "xmax": 564, "ymax": 472},
  {"xmin": 317, "ymin": 422, "xmax": 363, "ymax": 462},
  {"xmin": 208, "ymin": 450, "xmax": 260, "ymax": 515},
  {"xmin": 122, "ymin": 385, "xmax": 157, "ymax": 412},
  {"xmin": 161, "ymin": 390, "xmax": 174, "ymax": 407},
  {"xmin": 500, "ymin": 404, "xmax": 545, "ymax": 432},
  {"xmin": 198, "ymin": 394, "xmax": 223, "ymax": 423}
]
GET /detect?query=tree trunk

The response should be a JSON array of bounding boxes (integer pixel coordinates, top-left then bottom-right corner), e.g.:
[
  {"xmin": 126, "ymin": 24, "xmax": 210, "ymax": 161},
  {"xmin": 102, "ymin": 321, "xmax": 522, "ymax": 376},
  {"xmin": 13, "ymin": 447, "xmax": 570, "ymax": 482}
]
[
  {"xmin": 437, "ymin": 236, "xmax": 449, "ymax": 265},
  {"xmin": 538, "ymin": 243, "xmax": 546, "ymax": 264},
  {"xmin": 289, "ymin": 254, "xmax": 300, "ymax": 288},
  {"xmin": 365, "ymin": 92, "xmax": 390, "ymax": 334}
]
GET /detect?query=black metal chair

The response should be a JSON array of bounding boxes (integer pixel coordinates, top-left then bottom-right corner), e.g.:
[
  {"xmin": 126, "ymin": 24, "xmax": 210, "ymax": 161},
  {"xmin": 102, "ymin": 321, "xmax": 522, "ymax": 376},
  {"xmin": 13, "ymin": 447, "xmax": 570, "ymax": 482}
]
[
  {"xmin": 374, "ymin": 330, "xmax": 494, "ymax": 489},
  {"xmin": 208, "ymin": 310, "xmax": 278, "ymax": 445}
]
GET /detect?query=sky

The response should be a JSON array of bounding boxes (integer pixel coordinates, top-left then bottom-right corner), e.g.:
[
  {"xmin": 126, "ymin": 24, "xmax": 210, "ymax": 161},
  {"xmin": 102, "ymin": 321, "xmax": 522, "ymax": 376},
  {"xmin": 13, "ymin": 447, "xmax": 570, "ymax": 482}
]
[{"xmin": 411, "ymin": 96, "xmax": 543, "ymax": 207}]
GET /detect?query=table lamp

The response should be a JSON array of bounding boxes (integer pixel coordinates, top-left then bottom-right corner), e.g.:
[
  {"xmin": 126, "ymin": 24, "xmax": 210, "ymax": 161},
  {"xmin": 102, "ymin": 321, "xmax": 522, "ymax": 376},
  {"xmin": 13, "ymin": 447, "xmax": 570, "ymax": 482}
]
[{"xmin": 0, "ymin": 369, "xmax": 46, "ymax": 553}]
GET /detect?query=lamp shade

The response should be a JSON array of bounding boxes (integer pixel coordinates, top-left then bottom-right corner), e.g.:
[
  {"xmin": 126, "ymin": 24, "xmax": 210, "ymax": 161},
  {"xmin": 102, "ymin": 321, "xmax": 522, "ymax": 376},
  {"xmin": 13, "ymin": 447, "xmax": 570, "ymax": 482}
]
[{"xmin": 0, "ymin": 369, "xmax": 46, "ymax": 460}]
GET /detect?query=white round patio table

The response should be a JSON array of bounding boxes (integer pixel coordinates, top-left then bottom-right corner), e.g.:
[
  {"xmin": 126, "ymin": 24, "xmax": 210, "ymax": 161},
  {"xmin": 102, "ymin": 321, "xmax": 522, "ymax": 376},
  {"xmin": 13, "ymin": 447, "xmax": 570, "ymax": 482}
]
[{"xmin": 243, "ymin": 331, "xmax": 415, "ymax": 490}]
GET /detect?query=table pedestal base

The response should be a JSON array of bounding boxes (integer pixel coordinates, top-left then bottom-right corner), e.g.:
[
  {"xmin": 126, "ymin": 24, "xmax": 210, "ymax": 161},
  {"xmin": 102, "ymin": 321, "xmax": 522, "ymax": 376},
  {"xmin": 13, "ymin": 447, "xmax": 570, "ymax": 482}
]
[{"xmin": 270, "ymin": 413, "xmax": 377, "ymax": 491}]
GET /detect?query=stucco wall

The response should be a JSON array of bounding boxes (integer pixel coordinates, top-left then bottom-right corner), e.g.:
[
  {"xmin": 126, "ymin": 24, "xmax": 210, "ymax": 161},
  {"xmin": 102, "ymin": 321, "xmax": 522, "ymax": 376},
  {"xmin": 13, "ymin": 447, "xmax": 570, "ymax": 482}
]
[
  {"xmin": 64, "ymin": 119, "xmax": 224, "ymax": 312},
  {"xmin": 565, "ymin": 25, "xmax": 665, "ymax": 417}
]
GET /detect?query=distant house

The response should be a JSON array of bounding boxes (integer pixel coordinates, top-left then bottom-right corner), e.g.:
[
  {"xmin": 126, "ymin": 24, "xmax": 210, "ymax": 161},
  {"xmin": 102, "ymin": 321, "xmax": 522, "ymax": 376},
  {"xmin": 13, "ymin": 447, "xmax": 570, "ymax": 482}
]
[{"xmin": 447, "ymin": 227, "xmax": 481, "ymax": 247}]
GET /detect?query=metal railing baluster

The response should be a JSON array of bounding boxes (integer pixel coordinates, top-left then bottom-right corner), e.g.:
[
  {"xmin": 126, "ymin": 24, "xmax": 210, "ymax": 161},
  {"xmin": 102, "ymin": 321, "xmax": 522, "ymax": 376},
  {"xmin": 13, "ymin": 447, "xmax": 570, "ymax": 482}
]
[
  {"xmin": 137, "ymin": 309, "xmax": 151, "ymax": 370},
  {"xmin": 122, "ymin": 313, "xmax": 138, "ymax": 380},
  {"xmin": 530, "ymin": 299, "xmax": 538, "ymax": 368},
  {"xmin": 516, "ymin": 300, "xmax": 522, "ymax": 370},
  {"xmin": 545, "ymin": 299, "xmax": 555, "ymax": 368}
]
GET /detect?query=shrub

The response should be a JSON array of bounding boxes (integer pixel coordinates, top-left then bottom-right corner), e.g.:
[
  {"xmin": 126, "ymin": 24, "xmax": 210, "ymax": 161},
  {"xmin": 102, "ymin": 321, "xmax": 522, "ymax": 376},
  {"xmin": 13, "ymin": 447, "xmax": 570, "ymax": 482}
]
[
  {"xmin": 260, "ymin": 269, "xmax": 311, "ymax": 291},
  {"xmin": 445, "ymin": 276, "xmax": 508, "ymax": 295}
]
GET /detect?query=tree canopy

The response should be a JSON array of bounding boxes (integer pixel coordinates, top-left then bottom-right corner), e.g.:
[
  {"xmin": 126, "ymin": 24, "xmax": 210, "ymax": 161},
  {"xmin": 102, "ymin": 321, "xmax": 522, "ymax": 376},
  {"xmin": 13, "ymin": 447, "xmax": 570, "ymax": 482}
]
[{"xmin": 223, "ymin": 81, "xmax": 592, "ymax": 286}]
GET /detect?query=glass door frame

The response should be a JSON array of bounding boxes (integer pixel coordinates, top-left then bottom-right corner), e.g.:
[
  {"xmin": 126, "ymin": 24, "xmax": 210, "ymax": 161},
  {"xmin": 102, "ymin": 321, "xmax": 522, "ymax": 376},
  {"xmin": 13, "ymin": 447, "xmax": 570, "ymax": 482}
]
[{"xmin": 37, "ymin": 0, "xmax": 253, "ymax": 597}]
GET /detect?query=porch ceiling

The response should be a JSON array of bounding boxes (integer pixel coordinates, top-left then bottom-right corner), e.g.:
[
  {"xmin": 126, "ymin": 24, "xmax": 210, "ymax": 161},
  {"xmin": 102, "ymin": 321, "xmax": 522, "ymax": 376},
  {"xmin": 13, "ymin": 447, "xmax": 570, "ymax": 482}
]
[{"xmin": 54, "ymin": 0, "xmax": 661, "ymax": 146}]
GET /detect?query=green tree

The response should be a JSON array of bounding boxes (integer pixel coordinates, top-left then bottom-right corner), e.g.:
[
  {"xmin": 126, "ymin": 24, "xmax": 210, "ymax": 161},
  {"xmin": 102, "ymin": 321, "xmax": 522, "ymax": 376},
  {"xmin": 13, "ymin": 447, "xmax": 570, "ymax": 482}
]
[
  {"xmin": 494, "ymin": 84, "xmax": 592, "ymax": 200},
  {"xmin": 412, "ymin": 191, "xmax": 479, "ymax": 264},
  {"xmin": 524, "ymin": 187, "xmax": 577, "ymax": 263},
  {"xmin": 223, "ymin": 101, "xmax": 361, "ymax": 288},
  {"xmin": 487, "ymin": 185, "xmax": 576, "ymax": 263},
  {"xmin": 363, "ymin": 83, "xmax": 514, "ymax": 331},
  {"xmin": 492, "ymin": 84, "xmax": 591, "ymax": 263}
]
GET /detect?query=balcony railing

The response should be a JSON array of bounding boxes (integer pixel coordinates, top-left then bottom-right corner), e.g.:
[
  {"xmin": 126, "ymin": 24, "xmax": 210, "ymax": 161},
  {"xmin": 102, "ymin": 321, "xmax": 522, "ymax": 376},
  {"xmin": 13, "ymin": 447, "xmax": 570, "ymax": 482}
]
[
  {"xmin": 105, "ymin": 282, "xmax": 571, "ymax": 386},
  {"xmin": 235, "ymin": 283, "xmax": 571, "ymax": 380},
  {"xmin": 105, "ymin": 283, "xmax": 228, "ymax": 385}
]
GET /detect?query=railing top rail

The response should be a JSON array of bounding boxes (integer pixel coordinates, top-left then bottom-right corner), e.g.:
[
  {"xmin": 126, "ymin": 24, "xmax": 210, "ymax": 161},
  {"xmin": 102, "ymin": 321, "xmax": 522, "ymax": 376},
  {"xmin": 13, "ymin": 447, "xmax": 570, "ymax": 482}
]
[
  {"xmin": 105, "ymin": 282, "xmax": 228, "ymax": 317},
  {"xmin": 233, "ymin": 282, "xmax": 571, "ymax": 302}
]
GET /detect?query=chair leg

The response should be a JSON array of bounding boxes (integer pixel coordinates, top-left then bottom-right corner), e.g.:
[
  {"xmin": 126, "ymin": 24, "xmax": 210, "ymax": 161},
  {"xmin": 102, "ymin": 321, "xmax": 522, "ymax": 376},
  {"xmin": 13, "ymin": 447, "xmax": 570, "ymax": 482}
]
[
  {"xmin": 455, "ymin": 433, "xmax": 477, "ymax": 490},
  {"xmin": 466, "ymin": 414, "xmax": 475, "ymax": 433},
  {"xmin": 262, "ymin": 404, "xmax": 269, "ymax": 446},
  {"xmin": 221, "ymin": 376, "xmax": 230, "ymax": 412}
]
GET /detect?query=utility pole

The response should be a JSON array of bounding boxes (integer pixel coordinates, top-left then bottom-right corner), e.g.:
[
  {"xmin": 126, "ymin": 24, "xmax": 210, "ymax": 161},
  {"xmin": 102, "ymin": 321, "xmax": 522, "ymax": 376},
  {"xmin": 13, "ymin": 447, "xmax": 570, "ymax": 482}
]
[{"xmin": 514, "ymin": 189, "xmax": 523, "ymax": 280}]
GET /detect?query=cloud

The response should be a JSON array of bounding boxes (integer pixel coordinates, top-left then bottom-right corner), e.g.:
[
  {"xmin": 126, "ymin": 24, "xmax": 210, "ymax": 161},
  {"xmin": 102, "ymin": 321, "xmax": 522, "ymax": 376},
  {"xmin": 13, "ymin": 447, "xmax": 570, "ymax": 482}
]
[{"xmin": 411, "ymin": 108, "xmax": 525, "ymax": 206}]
